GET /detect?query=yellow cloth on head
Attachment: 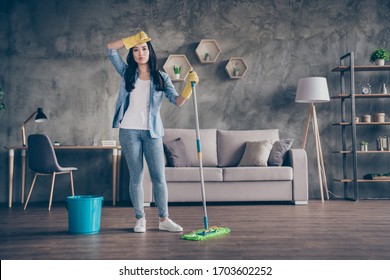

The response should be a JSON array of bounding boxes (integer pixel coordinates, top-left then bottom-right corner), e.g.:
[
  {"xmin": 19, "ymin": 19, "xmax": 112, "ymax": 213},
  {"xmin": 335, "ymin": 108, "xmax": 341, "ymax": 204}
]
[{"xmin": 122, "ymin": 31, "xmax": 151, "ymax": 50}]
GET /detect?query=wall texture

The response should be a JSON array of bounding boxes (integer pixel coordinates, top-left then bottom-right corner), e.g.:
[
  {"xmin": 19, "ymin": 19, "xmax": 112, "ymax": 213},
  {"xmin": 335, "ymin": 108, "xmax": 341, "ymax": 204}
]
[{"xmin": 1, "ymin": 0, "xmax": 390, "ymax": 203}]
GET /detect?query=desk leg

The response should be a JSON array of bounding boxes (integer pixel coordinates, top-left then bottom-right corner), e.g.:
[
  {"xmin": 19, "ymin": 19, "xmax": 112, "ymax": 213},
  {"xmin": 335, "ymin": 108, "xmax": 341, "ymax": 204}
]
[
  {"xmin": 21, "ymin": 150, "xmax": 26, "ymax": 204},
  {"xmin": 8, "ymin": 149, "xmax": 14, "ymax": 208},
  {"xmin": 112, "ymin": 148, "xmax": 118, "ymax": 206}
]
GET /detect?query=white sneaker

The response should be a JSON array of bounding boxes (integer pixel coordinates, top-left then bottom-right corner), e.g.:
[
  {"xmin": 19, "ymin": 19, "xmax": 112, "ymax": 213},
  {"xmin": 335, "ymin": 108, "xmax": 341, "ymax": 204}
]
[
  {"xmin": 159, "ymin": 218, "xmax": 183, "ymax": 232},
  {"xmin": 134, "ymin": 218, "xmax": 146, "ymax": 233}
]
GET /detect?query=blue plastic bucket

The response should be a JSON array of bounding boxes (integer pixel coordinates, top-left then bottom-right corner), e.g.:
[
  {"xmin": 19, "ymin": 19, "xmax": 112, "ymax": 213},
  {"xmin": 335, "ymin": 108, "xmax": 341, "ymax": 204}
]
[{"xmin": 66, "ymin": 195, "xmax": 104, "ymax": 235}]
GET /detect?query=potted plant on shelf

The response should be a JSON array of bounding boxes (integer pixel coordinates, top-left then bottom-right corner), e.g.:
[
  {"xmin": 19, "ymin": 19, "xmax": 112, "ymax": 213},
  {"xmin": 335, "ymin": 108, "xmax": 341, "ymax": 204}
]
[
  {"xmin": 173, "ymin": 64, "xmax": 181, "ymax": 79},
  {"xmin": 360, "ymin": 141, "xmax": 369, "ymax": 151},
  {"xmin": 369, "ymin": 48, "xmax": 389, "ymax": 66},
  {"xmin": 204, "ymin": 52, "xmax": 210, "ymax": 61},
  {"xmin": 232, "ymin": 65, "xmax": 239, "ymax": 76}
]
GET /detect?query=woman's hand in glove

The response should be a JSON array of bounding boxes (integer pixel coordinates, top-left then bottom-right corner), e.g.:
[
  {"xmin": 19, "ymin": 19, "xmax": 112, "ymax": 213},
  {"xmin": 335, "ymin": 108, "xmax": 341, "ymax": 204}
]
[{"xmin": 180, "ymin": 71, "xmax": 199, "ymax": 100}]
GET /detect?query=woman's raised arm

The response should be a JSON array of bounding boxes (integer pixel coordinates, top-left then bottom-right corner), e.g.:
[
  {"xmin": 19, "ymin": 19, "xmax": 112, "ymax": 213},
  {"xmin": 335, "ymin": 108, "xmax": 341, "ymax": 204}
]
[{"xmin": 107, "ymin": 39, "xmax": 125, "ymax": 50}]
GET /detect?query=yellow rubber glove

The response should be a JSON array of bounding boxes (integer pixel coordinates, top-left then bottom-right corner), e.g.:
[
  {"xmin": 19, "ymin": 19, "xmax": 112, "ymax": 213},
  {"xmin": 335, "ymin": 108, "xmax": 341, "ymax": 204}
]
[
  {"xmin": 180, "ymin": 71, "xmax": 199, "ymax": 99},
  {"xmin": 122, "ymin": 31, "xmax": 151, "ymax": 50}
]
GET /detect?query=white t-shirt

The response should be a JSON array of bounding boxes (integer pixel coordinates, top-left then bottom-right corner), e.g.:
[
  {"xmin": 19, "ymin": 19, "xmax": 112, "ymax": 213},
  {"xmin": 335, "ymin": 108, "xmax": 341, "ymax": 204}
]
[{"xmin": 120, "ymin": 79, "xmax": 150, "ymax": 130}]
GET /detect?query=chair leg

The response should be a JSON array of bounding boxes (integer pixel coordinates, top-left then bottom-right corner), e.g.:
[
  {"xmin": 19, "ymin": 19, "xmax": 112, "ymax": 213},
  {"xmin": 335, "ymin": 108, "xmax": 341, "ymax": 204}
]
[
  {"xmin": 69, "ymin": 171, "xmax": 75, "ymax": 196},
  {"xmin": 24, "ymin": 173, "xmax": 38, "ymax": 210},
  {"xmin": 48, "ymin": 172, "xmax": 56, "ymax": 211}
]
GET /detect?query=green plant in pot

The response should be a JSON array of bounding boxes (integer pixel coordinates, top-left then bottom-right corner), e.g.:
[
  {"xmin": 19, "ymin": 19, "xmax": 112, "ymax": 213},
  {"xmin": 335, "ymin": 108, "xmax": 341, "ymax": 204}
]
[
  {"xmin": 369, "ymin": 48, "xmax": 389, "ymax": 66},
  {"xmin": 360, "ymin": 141, "xmax": 369, "ymax": 151},
  {"xmin": 232, "ymin": 65, "xmax": 239, "ymax": 76},
  {"xmin": 173, "ymin": 64, "xmax": 181, "ymax": 79}
]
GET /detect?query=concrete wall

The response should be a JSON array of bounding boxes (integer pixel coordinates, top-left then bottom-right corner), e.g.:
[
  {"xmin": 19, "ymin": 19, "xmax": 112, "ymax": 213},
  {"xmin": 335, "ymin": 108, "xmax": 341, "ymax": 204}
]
[{"xmin": 1, "ymin": 0, "xmax": 390, "ymax": 204}]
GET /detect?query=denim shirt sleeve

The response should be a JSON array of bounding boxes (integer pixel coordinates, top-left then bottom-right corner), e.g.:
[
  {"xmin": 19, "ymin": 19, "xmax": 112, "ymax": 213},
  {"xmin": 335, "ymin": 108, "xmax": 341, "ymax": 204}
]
[
  {"xmin": 160, "ymin": 71, "xmax": 179, "ymax": 105},
  {"xmin": 107, "ymin": 48, "xmax": 129, "ymax": 128},
  {"xmin": 107, "ymin": 48, "xmax": 127, "ymax": 77}
]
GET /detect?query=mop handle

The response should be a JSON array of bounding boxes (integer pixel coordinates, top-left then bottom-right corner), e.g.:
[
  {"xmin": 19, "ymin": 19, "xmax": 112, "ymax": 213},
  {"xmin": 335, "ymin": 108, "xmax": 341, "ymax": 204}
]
[{"xmin": 191, "ymin": 81, "xmax": 209, "ymax": 230}]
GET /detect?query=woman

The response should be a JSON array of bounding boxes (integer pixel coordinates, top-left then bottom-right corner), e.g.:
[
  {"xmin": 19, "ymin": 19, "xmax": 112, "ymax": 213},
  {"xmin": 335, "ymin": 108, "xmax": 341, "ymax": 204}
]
[{"xmin": 107, "ymin": 31, "xmax": 198, "ymax": 233}]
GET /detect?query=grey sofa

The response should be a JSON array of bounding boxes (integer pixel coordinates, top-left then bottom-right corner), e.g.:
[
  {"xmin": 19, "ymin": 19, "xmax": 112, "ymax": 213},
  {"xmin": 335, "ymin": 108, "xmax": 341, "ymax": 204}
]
[{"xmin": 142, "ymin": 128, "xmax": 308, "ymax": 205}]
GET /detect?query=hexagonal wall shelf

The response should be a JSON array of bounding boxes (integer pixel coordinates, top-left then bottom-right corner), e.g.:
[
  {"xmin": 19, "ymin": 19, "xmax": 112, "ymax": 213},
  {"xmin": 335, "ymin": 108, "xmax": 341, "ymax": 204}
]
[
  {"xmin": 195, "ymin": 39, "xmax": 221, "ymax": 64},
  {"xmin": 225, "ymin": 57, "xmax": 248, "ymax": 79},
  {"xmin": 163, "ymin": 54, "xmax": 192, "ymax": 82}
]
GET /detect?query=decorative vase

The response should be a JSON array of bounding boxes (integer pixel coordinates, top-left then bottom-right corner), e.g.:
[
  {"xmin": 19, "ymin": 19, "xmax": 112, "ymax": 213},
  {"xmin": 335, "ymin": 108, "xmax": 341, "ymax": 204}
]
[
  {"xmin": 174, "ymin": 73, "xmax": 180, "ymax": 79},
  {"xmin": 381, "ymin": 83, "xmax": 387, "ymax": 94},
  {"xmin": 375, "ymin": 59, "xmax": 385, "ymax": 66},
  {"xmin": 360, "ymin": 144, "xmax": 368, "ymax": 151},
  {"xmin": 361, "ymin": 115, "xmax": 372, "ymax": 123},
  {"xmin": 374, "ymin": 113, "xmax": 385, "ymax": 123}
]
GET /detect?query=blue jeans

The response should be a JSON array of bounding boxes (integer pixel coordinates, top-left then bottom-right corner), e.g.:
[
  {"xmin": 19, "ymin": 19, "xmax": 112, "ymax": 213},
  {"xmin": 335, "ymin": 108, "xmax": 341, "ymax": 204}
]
[{"xmin": 119, "ymin": 129, "xmax": 169, "ymax": 219}]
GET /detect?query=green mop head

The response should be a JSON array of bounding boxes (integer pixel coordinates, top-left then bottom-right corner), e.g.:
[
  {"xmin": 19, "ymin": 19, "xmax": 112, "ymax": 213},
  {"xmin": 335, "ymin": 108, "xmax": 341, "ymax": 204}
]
[{"xmin": 181, "ymin": 226, "xmax": 231, "ymax": 241}]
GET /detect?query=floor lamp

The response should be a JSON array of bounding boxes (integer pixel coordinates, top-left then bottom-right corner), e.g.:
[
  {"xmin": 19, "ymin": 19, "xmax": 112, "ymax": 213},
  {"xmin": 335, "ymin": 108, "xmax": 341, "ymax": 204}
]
[{"xmin": 295, "ymin": 77, "xmax": 330, "ymax": 202}]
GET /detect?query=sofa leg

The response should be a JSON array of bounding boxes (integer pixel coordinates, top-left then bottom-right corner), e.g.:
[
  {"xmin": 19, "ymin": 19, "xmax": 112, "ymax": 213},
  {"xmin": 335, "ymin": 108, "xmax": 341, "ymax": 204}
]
[{"xmin": 294, "ymin": 201, "xmax": 308, "ymax": 205}]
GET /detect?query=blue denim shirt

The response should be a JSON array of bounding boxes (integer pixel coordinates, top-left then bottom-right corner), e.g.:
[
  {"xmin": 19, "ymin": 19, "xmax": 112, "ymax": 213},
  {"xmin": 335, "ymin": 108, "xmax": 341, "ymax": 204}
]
[{"xmin": 107, "ymin": 48, "xmax": 178, "ymax": 138}]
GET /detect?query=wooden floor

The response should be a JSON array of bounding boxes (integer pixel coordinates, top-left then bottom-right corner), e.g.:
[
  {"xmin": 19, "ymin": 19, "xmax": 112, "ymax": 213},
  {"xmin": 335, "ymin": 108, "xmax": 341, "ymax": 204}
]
[{"xmin": 1, "ymin": 200, "xmax": 390, "ymax": 260}]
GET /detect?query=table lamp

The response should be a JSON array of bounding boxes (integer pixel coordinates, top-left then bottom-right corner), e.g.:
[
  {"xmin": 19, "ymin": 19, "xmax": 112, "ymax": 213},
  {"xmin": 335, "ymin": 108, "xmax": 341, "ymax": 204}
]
[
  {"xmin": 295, "ymin": 77, "xmax": 330, "ymax": 202},
  {"xmin": 21, "ymin": 107, "xmax": 47, "ymax": 146}
]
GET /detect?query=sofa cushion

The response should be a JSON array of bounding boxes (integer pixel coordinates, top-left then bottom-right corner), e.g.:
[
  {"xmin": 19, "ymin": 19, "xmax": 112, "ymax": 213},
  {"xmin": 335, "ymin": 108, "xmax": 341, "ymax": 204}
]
[
  {"xmin": 238, "ymin": 140, "xmax": 273, "ymax": 167},
  {"xmin": 165, "ymin": 167, "xmax": 223, "ymax": 182},
  {"xmin": 163, "ymin": 129, "xmax": 217, "ymax": 167},
  {"xmin": 163, "ymin": 137, "xmax": 191, "ymax": 167},
  {"xmin": 268, "ymin": 139, "xmax": 294, "ymax": 166},
  {"xmin": 223, "ymin": 166, "xmax": 293, "ymax": 181},
  {"xmin": 217, "ymin": 129, "xmax": 279, "ymax": 167}
]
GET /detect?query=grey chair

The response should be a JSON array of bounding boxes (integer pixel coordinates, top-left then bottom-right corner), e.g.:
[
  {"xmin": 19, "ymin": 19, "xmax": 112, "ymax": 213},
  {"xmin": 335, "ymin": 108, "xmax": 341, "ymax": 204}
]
[{"xmin": 24, "ymin": 134, "xmax": 77, "ymax": 211}]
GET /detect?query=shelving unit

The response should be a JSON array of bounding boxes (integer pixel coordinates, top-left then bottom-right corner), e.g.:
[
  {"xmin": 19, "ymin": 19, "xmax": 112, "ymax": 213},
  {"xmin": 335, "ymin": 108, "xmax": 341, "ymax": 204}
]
[
  {"xmin": 331, "ymin": 52, "xmax": 390, "ymax": 200},
  {"xmin": 195, "ymin": 39, "xmax": 221, "ymax": 64},
  {"xmin": 163, "ymin": 54, "xmax": 192, "ymax": 82},
  {"xmin": 225, "ymin": 57, "xmax": 248, "ymax": 79}
]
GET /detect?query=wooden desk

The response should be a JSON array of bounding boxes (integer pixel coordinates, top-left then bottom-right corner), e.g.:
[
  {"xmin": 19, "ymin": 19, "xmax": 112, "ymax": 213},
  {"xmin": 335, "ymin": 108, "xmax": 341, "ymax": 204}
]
[{"xmin": 4, "ymin": 145, "xmax": 122, "ymax": 207}]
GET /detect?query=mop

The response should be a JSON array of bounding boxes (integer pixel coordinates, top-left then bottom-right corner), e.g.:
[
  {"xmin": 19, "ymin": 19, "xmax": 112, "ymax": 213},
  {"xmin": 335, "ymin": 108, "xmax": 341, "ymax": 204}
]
[{"xmin": 181, "ymin": 80, "xmax": 231, "ymax": 241}]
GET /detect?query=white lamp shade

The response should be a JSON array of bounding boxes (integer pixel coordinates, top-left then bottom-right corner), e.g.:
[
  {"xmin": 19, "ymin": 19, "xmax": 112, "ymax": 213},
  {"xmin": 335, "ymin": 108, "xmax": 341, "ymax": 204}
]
[{"xmin": 295, "ymin": 77, "xmax": 330, "ymax": 103}]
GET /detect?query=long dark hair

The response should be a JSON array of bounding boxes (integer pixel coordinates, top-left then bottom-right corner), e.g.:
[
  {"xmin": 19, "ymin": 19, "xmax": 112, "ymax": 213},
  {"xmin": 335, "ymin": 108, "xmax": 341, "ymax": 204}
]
[{"xmin": 124, "ymin": 41, "xmax": 165, "ymax": 92}]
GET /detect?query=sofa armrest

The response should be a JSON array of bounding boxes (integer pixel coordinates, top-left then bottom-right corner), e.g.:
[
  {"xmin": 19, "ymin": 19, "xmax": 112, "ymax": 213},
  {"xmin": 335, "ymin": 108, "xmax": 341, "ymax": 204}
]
[{"xmin": 287, "ymin": 149, "xmax": 308, "ymax": 204}]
